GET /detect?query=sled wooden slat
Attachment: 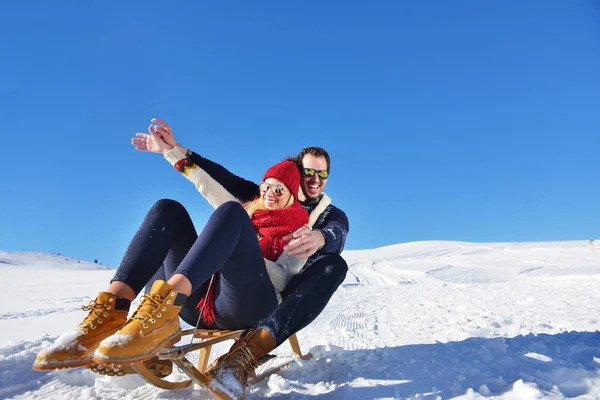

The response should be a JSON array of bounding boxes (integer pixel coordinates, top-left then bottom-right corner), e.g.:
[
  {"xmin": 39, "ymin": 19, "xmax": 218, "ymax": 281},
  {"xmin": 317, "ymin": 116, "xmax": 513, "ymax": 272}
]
[
  {"xmin": 158, "ymin": 330, "xmax": 243, "ymax": 361},
  {"xmin": 131, "ymin": 362, "xmax": 193, "ymax": 390},
  {"xmin": 180, "ymin": 328, "xmax": 242, "ymax": 338},
  {"xmin": 197, "ymin": 345, "xmax": 211, "ymax": 373},
  {"xmin": 287, "ymin": 333, "xmax": 312, "ymax": 360},
  {"xmin": 172, "ymin": 356, "xmax": 230, "ymax": 400},
  {"xmin": 115, "ymin": 329, "xmax": 311, "ymax": 399}
]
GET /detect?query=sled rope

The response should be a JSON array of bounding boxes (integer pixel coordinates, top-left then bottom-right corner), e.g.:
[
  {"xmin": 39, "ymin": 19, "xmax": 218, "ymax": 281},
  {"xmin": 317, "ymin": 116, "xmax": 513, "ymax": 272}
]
[{"xmin": 176, "ymin": 274, "xmax": 215, "ymax": 361}]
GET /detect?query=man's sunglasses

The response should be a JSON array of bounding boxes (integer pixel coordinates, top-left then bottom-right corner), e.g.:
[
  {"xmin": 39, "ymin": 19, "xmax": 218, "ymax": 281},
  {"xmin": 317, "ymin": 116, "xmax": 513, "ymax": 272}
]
[
  {"xmin": 259, "ymin": 182, "xmax": 287, "ymax": 197},
  {"xmin": 303, "ymin": 168, "xmax": 329, "ymax": 180}
]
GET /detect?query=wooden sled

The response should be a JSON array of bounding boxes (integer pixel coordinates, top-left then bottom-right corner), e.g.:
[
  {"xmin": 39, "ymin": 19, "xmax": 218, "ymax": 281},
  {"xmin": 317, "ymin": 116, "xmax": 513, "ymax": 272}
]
[{"xmin": 126, "ymin": 328, "xmax": 312, "ymax": 397}]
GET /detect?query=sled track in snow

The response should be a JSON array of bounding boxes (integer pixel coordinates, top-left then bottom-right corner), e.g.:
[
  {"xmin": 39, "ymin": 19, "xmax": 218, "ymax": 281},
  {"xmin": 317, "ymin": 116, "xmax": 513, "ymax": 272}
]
[
  {"xmin": 0, "ymin": 307, "xmax": 86, "ymax": 320},
  {"xmin": 11, "ymin": 376, "xmax": 93, "ymax": 400},
  {"xmin": 0, "ymin": 296, "xmax": 97, "ymax": 320},
  {"xmin": 348, "ymin": 260, "xmax": 436, "ymax": 287},
  {"xmin": 349, "ymin": 261, "xmax": 399, "ymax": 286},
  {"xmin": 39, "ymin": 296, "xmax": 92, "ymax": 305}
]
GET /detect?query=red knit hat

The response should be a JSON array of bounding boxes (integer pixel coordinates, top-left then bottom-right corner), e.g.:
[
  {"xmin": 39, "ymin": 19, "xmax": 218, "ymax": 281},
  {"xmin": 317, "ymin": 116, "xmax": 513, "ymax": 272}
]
[{"xmin": 262, "ymin": 160, "xmax": 301, "ymax": 199}]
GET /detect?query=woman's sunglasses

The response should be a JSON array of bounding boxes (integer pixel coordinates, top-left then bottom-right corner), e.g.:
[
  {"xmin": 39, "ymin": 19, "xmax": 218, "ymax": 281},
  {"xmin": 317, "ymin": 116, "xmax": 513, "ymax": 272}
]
[
  {"xmin": 259, "ymin": 182, "xmax": 287, "ymax": 197},
  {"xmin": 303, "ymin": 168, "xmax": 329, "ymax": 180}
]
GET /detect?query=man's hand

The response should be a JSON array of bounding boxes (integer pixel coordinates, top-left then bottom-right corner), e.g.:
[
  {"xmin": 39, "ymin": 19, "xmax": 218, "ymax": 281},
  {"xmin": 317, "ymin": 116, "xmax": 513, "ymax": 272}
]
[{"xmin": 283, "ymin": 226, "xmax": 325, "ymax": 258}]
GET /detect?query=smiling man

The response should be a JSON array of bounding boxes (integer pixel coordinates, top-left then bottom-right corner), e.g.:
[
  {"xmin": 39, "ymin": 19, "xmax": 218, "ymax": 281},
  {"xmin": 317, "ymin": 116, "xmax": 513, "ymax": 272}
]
[
  {"xmin": 283, "ymin": 147, "xmax": 349, "ymax": 263},
  {"xmin": 302, "ymin": 152, "xmax": 329, "ymax": 198}
]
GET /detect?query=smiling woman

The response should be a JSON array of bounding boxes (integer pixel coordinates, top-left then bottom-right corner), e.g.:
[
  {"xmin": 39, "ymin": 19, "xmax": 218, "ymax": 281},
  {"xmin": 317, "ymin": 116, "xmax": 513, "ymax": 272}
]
[
  {"xmin": 260, "ymin": 181, "xmax": 291, "ymax": 208},
  {"xmin": 245, "ymin": 161, "xmax": 300, "ymax": 212}
]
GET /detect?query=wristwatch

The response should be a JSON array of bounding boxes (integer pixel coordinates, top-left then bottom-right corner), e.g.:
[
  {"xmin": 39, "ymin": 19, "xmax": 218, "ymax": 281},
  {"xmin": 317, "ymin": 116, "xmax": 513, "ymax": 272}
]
[{"xmin": 186, "ymin": 149, "xmax": 193, "ymax": 158}]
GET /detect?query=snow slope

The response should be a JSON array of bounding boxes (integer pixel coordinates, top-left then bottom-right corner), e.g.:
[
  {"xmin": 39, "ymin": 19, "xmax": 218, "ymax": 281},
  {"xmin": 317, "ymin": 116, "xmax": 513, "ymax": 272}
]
[
  {"xmin": 1, "ymin": 241, "xmax": 599, "ymax": 399},
  {"xmin": 0, "ymin": 251, "xmax": 111, "ymax": 271}
]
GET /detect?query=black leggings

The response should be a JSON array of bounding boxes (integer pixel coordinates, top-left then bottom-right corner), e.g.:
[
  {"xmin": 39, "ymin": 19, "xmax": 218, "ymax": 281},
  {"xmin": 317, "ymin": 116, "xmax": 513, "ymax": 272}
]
[{"xmin": 111, "ymin": 199, "xmax": 278, "ymax": 329}]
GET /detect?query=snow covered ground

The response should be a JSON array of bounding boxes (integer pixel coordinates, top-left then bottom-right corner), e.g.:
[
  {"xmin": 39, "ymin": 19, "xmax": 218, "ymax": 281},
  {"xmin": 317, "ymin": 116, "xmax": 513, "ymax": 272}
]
[{"xmin": 1, "ymin": 240, "xmax": 599, "ymax": 399}]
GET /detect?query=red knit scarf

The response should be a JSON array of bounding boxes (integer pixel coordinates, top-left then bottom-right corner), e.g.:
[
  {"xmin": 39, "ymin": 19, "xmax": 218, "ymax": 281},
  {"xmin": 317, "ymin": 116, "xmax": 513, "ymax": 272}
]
[{"xmin": 196, "ymin": 201, "xmax": 308, "ymax": 325}]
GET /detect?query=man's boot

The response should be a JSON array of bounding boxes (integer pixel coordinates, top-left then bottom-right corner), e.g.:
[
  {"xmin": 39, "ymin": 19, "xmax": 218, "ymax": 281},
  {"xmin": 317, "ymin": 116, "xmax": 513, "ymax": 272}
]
[
  {"xmin": 208, "ymin": 329, "xmax": 276, "ymax": 400},
  {"xmin": 93, "ymin": 280, "xmax": 185, "ymax": 365},
  {"xmin": 32, "ymin": 292, "xmax": 130, "ymax": 370}
]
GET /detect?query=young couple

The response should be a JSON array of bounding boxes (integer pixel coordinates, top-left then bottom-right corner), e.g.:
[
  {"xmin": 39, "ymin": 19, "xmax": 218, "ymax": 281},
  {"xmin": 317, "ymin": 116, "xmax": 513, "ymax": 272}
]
[{"xmin": 33, "ymin": 118, "xmax": 350, "ymax": 400}]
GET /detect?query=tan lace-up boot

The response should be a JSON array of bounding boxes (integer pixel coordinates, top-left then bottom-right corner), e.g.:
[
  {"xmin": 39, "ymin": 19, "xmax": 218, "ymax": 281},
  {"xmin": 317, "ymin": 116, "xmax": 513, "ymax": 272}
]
[
  {"xmin": 93, "ymin": 280, "xmax": 185, "ymax": 365},
  {"xmin": 208, "ymin": 329, "xmax": 276, "ymax": 400},
  {"xmin": 32, "ymin": 292, "xmax": 129, "ymax": 370},
  {"xmin": 87, "ymin": 357, "xmax": 174, "ymax": 377}
]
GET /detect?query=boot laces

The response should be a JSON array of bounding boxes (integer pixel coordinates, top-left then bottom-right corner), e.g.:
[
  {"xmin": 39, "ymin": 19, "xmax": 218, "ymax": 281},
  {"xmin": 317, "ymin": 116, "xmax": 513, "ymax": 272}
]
[
  {"xmin": 78, "ymin": 301, "xmax": 108, "ymax": 334},
  {"xmin": 129, "ymin": 293, "xmax": 165, "ymax": 327},
  {"xmin": 231, "ymin": 346, "xmax": 261, "ymax": 376},
  {"xmin": 213, "ymin": 344, "xmax": 260, "ymax": 385}
]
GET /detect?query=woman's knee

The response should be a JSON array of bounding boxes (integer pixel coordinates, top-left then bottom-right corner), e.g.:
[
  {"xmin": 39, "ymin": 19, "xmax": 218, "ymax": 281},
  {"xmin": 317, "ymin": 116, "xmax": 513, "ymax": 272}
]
[
  {"xmin": 152, "ymin": 198, "xmax": 182, "ymax": 210},
  {"xmin": 144, "ymin": 199, "xmax": 194, "ymax": 229},
  {"xmin": 150, "ymin": 199, "xmax": 187, "ymax": 217}
]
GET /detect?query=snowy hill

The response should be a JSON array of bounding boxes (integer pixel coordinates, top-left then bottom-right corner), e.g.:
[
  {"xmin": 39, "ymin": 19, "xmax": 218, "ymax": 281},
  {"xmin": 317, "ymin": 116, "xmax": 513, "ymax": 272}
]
[
  {"xmin": 1, "ymin": 241, "xmax": 599, "ymax": 399},
  {"xmin": 342, "ymin": 240, "xmax": 600, "ymax": 282},
  {"xmin": 0, "ymin": 251, "xmax": 111, "ymax": 270}
]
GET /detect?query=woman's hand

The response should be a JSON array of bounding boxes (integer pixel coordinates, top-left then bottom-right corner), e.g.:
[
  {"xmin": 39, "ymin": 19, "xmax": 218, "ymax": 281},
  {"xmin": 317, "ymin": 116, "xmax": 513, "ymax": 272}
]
[
  {"xmin": 150, "ymin": 118, "xmax": 178, "ymax": 148},
  {"xmin": 131, "ymin": 124, "xmax": 173, "ymax": 154}
]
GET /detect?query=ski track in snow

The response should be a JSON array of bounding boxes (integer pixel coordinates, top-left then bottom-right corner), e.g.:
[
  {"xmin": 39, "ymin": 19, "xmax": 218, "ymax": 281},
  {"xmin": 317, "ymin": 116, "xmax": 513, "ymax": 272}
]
[
  {"xmin": 0, "ymin": 296, "xmax": 94, "ymax": 320},
  {"xmin": 1, "ymin": 243, "xmax": 600, "ymax": 399},
  {"xmin": 0, "ymin": 307, "xmax": 85, "ymax": 320}
]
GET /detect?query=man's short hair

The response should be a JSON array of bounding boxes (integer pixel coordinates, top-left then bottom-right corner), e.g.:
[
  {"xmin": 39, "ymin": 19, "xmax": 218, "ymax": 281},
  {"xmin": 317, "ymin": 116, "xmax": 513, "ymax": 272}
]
[{"xmin": 296, "ymin": 147, "xmax": 331, "ymax": 171}]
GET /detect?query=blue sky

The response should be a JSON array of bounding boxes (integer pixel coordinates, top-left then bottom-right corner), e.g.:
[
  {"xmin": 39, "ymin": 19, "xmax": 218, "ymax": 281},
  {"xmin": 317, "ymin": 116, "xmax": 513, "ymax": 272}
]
[{"xmin": 1, "ymin": 1, "xmax": 598, "ymax": 267}]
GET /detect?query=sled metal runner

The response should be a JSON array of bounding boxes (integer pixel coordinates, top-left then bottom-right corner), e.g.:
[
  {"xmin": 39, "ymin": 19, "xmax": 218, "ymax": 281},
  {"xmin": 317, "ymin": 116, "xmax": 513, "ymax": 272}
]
[{"xmin": 129, "ymin": 327, "xmax": 312, "ymax": 398}]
